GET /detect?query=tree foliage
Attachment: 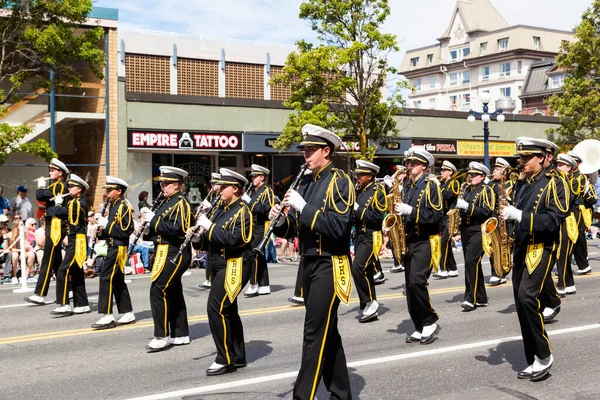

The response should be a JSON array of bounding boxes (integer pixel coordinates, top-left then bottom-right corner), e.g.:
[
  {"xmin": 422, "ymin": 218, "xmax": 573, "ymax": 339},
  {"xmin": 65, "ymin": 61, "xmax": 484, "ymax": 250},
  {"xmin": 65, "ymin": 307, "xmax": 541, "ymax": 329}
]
[
  {"xmin": 547, "ymin": 0, "xmax": 600, "ymax": 145},
  {"xmin": 271, "ymin": 0, "xmax": 409, "ymax": 160},
  {"xmin": 0, "ymin": 0, "xmax": 106, "ymax": 165}
]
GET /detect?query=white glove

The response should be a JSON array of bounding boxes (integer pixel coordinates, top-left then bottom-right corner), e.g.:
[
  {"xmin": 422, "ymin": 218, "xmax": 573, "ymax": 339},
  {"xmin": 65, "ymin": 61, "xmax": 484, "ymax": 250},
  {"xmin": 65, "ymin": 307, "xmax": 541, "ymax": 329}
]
[
  {"xmin": 287, "ymin": 190, "xmax": 307, "ymax": 214},
  {"xmin": 269, "ymin": 204, "xmax": 281, "ymax": 221},
  {"xmin": 456, "ymin": 199, "xmax": 469, "ymax": 210},
  {"xmin": 354, "ymin": 202, "xmax": 359, "ymax": 211},
  {"xmin": 196, "ymin": 214, "xmax": 213, "ymax": 231},
  {"xmin": 97, "ymin": 217, "xmax": 108, "ymax": 229},
  {"xmin": 242, "ymin": 193, "xmax": 252, "ymax": 204},
  {"xmin": 429, "ymin": 175, "xmax": 440, "ymax": 185},
  {"xmin": 201, "ymin": 199, "xmax": 211, "ymax": 210},
  {"xmin": 54, "ymin": 195, "xmax": 64, "ymax": 205},
  {"xmin": 383, "ymin": 176, "xmax": 393, "ymax": 189},
  {"xmin": 37, "ymin": 177, "xmax": 47, "ymax": 189},
  {"xmin": 141, "ymin": 211, "xmax": 155, "ymax": 224},
  {"xmin": 394, "ymin": 202, "xmax": 413, "ymax": 215},
  {"xmin": 502, "ymin": 205, "xmax": 523, "ymax": 222}
]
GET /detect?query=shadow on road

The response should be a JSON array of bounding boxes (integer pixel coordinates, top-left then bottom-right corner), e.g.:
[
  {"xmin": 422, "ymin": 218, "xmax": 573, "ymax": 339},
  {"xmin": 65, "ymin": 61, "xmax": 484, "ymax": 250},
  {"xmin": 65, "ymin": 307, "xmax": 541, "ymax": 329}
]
[
  {"xmin": 474, "ymin": 339, "xmax": 525, "ymax": 372},
  {"xmin": 445, "ymin": 293, "xmax": 463, "ymax": 304},
  {"xmin": 386, "ymin": 318, "xmax": 414, "ymax": 336},
  {"xmin": 189, "ymin": 322, "xmax": 211, "ymax": 341},
  {"xmin": 497, "ymin": 304, "xmax": 516, "ymax": 314},
  {"xmin": 246, "ymin": 339, "xmax": 274, "ymax": 364}
]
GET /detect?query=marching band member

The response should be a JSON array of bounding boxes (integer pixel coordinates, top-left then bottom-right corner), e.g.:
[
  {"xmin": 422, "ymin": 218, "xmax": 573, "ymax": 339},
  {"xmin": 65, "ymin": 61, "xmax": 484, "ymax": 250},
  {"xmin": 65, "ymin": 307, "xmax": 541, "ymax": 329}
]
[
  {"xmin": 387, "ymin": 165, "xmax": 407, "ymax": 274},
  {"xmin": 193, "ymin": 168, "xmax": 252, "ymax": 375},
  {"xmin": 456, "ymin": 162, "xmax": 494, "ymax": 311},
  {"xmin": 243, "ymin": 164, "xmax": 275, "ymax": 297},
  {"xmin": 25, "ymin": 158, "xmax": 69, "ymax": 305},
  {"xmin": 488, "ymin": 157, "xmax": 511, "ymax": 286},
  {"xmin": 501, "ymin": 137, "xmax": 569, "ymax": 381},
  {"xmin": 199, "ymin": 172, "xmax": 222, "ymax": 289},
  {"xmin": 568, "ymin": 150, "xmax": 597, "ymax": 277},
  {"xmin": 352, "ymin": 160, "xmax": 387, "ymax": 322},
  {"xmin": 269, "ymin": 124, "xmax": 354, "ymax": 400},
  {"xmin": 393, "ymin": 147, "xmax": 443, "ymax": 344},
  {"xmin": 438, "ymin": 160, "xmax": 460, "ymax": 279},
  {"xmin": 50, "ymin": 174, "xmax": 91, "ymax": 315},
  {"xmin": 143, "ymin": 167, "xmax": 194, "ymax": 352},
  {"xmin": 92, "ymin": 176, "xmax": 136, "ymax": 330}
]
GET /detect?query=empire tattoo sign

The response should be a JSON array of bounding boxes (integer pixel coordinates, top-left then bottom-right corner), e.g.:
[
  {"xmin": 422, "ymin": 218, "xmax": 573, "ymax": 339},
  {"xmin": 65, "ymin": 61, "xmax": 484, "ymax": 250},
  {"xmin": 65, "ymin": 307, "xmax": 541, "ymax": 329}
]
[{"xmin": 128, "ymin": 130, "xmax": 243, "ymax": 151}]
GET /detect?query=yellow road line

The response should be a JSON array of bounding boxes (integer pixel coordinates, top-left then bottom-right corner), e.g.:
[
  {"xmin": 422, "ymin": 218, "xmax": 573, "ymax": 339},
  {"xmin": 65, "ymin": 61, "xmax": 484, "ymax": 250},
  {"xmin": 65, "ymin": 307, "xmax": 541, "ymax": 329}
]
[{"xmin": 1, "ymin": 271, "xmax": 598, "ymax": 346}]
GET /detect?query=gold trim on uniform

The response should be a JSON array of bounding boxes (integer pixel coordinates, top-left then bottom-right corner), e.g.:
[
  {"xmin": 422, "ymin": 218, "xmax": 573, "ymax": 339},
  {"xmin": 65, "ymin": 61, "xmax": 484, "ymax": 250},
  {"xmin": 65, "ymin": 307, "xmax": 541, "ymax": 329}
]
[
  {"xmin": 151, "ymin": 244, "xmax": 169, "ymax": 282},
  {"xmin": 332, "ymin": 255, "xmax": 352, "ymax": 305}
]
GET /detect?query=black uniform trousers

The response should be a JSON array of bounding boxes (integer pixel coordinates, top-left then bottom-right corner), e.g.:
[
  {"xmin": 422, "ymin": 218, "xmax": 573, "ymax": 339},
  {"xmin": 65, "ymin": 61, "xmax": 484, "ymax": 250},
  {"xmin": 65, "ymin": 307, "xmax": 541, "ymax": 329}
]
[
  {"xmin": 513, "ymin": 243, "xmax": 555, "ymax": 365},
  {"xmin": 55, "ymin": 236, "xmax": 89, "ymax": 307},
  {"xmin": 570, "ymin": 210, "xmax": 589, "ymax": 271},
  {"xmin": 405, "ymin": 240, "xmax": 438, "ymax": 331},
  {"xmin": 205, "ymin": 256, "xmax": 212, "ymax": 283},
  {"xmin": 462, "ymin": 226, "xmax": 488, "ymax": 304},
  {"xmin": 351, "ymin": 233, "xmax": 378, "ymax": 309},
  {"xmin": 293, "ymin": 260, "xmax": 304, "ymax": 298},
  {"xmin": 556, "ymin": 223, "xmax": 575, "ymax": 289},
  {"xmin": 150, "ymin": 245, "xmax": 191, "ymax": 338},
  {"xmin": 294, "ymin": 256, "xmax": 351, "ymax": 400},
  {"xmin": 250, "ymin": 227, "xmax": 269, "ymax": 286},
  {"xmin": 440, "ymin": 217, "xmax": 457, "ymax": 273},
  {"xmin": 35, "ymin": 218, "xmax": 66, "ymax": 297},
  {"xmin": 207, "ymin": 259, "xmax": 250, "ymax": 365},
  {"xmin": 98, "ymin": 245, "xmax": 133, "ymax": 315}
]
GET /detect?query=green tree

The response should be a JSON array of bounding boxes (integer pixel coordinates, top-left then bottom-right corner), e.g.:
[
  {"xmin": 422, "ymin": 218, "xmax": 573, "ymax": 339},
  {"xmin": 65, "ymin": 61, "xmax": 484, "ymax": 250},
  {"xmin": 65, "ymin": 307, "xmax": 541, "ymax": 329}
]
[
  {"xmin": 0, "ymin": 0, "xmax": 106, "ymax": 165},
  {"xmin": 547, "ymin": 0, "xmax": 600, "ymax": 145},
  {"xmin": 271, "ymin": 0, "xmax": 409, "ymax": 160}
]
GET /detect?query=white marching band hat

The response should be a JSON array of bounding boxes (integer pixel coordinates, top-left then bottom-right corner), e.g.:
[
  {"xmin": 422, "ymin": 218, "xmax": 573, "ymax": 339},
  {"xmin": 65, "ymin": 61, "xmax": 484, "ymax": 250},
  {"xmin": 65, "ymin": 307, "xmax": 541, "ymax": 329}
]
[
  {"xmin": 557, "ymin": 153, "xmax": 577, "ymax": 168},
  {"xmin": 49, "ymin": 158, "xmax": 69, "ymax": 175},
  {"xmin": 250, "ymin": 164, "xmax": 270, "ymax": 176},
  {"xmin": 355, "ymin": 160, "xmax": 380, "ymax": 175},
  {"xmin": 105, "ymin": 176, "xmax": 130, "ymax": 190},
  {"xmin": 494, "ymin": 157, "xmax": 510, "ymax": 168},
  {"xmin": 515, "ymin": 137, "xmax": 548, "ymax": 155},
  {"xmin": 404, "ymin": 147, "xmax": 435, "ymax": 167},
  {"xmin": 468, "ymin": 161, "xmax": 490, "ymax": 176},
  {"xmin": 538, "ymin": 139, "xmax": 559, "ymax": 155},
  {"xmin": 299, "ymin": 124, "xmax": 344, "ymax": 149},
  {"xmin": 155, "ymin": 166, "xmax": 188, "ymax": 182},
  {"xmin": 210, "ymin": 173, "xmax": 221, "ymax": 183},
  {"xmin": 218, "ymin": 168, "xmax": 249, "ymax": 187},
  {"xmin": 567, "ymin": 150, "xmax": 582, "ymax": 163},
  {"xmin": 68, "ymin": 174, "xmax": 89, "ymax": 191},
  {"xmin": 441, "ymin": 160, "xmax": 457, "ymax": 172},
  {"xmin": 395, "ymin": 165, "xmax": 407, "ymax": 173}
]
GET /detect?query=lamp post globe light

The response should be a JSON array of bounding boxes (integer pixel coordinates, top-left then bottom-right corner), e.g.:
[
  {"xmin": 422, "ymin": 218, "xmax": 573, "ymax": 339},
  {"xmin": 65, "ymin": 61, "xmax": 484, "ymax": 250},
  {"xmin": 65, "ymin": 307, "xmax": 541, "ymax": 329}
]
[{"xmin": 467, "ymin": 94, "xmax": 515, "ymax": 168}]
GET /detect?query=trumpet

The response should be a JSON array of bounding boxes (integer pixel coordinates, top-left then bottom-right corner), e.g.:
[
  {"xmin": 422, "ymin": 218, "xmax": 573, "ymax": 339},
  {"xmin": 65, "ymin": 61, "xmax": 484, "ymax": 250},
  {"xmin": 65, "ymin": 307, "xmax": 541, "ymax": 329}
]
[{"xmin": 32, "ymin": 177, "xmax": 52, "ymax": 183}]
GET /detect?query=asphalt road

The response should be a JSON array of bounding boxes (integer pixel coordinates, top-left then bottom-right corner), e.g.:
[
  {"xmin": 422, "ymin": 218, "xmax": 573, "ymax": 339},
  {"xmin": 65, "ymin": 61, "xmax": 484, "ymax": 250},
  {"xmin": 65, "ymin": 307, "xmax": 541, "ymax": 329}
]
[{"xmin": 1, "ymin": 243, "xmax": 600, "ymax": 400}]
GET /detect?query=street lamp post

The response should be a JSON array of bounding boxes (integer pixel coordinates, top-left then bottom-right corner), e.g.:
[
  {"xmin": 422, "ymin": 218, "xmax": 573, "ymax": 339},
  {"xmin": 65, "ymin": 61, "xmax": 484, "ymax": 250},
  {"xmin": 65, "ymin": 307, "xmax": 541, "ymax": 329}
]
[{"xmin": 467, "ymin": 92, "xmax": 508, "ymax": 168}]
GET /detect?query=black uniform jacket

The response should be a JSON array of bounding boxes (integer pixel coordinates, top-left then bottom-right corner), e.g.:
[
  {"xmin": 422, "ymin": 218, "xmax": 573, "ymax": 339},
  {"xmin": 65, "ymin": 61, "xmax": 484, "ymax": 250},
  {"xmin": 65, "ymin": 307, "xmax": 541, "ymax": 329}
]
[
  {"xmin": 98, "ymin": 197, "xmax": 134, "ymax": 247},
  {"xmin": 354, "ymin": 182, "xmax": 387, "ymax": 235},
  {"xmin": 194, "ymin": 197, "xmax": 253, "ymax": 269},
  {"xmin": 460, "ymin": 182, "xmax": 495, "ymax": 227},
  {"xmin": 274, "ymin": 162, "xmax": 354, "ymax": 257},
  {"xmin": 402, "ymin": 175, "xmax": 443, "ymax": 241},
  {"xmin": 441, "ymin": 178, "xmax": 460, "ymax": 215},
  {"xmin": 247, "ymin": 183, "xmax": 275, "ymax": 232},
  {"xmin": 513, "ymin": 168, "xmax": 569, "ymax": 246},
  {"xmin": 36, "ymin": 180, "xmax": 67, "ymax": 219},
  {"xmin": 147, "ymin": 191, "xmax": 193, "ymax": 248},
  {"xmin": 55, "ymin": 196, "xmax": 88, "ymax": 236}
]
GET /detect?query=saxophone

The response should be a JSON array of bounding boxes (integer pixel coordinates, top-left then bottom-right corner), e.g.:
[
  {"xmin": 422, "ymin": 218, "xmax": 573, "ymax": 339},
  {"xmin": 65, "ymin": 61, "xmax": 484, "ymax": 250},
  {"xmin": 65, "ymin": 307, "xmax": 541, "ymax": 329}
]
[
  {"xmin": 447, "ymin": 182, "xmax": 467, "ymax": 236},
  {"xmin": 382, "ymin": 172, "xmax": 406, "ymax": 260},
  {"xmin": 482, "ymin": 169, "xmax": 513, "ymax": 277}
]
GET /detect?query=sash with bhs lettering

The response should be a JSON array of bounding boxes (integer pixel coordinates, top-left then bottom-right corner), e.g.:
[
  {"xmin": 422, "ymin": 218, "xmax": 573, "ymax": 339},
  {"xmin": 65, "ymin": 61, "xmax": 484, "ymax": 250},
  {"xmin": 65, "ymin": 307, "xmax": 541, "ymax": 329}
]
[
  {"xmin": 332, "ymin": 255, "xmax": 352, "ymax": 305},
  {"xmin": 74, "ymin": 234, "xmax": 87, "ymax": 267},
  {"xmin": 429, "ymin": 235, "xmax": 441, "ymax": 273},
  {"xmin": 225, "ymin": 257, "xmax": 243, "ymax": 302},
  {"xmin": 151, "ymin": 244, "xmax": 169, "ymax": 281}
]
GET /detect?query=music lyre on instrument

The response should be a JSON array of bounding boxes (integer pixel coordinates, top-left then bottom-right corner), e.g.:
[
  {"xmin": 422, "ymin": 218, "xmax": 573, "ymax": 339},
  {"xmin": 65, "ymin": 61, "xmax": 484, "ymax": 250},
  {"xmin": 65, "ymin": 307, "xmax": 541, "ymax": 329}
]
[{"xmin": 254, "ymin": 163, "xmax": 309, "ymax": 256}]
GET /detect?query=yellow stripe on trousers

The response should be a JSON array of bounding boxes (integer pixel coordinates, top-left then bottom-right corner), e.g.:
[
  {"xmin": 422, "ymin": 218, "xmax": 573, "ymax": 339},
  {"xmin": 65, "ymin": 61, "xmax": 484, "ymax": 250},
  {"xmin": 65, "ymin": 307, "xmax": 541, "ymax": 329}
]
[
  {"xmin": 219, "ymin": 294, "xmax": 231, "ymax": 365},
  {"xmin": 162, "ymin": 256, "xmax": 183, "ymax": 337},
  {"xmin": 310, "ymin": 293, "xmax": 336, "ymax": 400}
]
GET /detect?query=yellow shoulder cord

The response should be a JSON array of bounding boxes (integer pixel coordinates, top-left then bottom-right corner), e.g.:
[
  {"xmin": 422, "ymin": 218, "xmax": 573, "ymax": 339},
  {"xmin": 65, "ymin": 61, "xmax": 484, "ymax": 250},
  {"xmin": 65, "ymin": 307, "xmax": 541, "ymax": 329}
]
[
  {"xmin": 371, "ymin": 185, "xmax": 387, "ymax": 212},
  {"xmin": 547, "ymin": 177, "xmax": 569, "ymax": 213},
  {"xmin": 119, "ymin": 202, "xmax": 133, "ymax": 231},
  {"xmin": 68, "ymin": 198, "xmax": 81, "ymax": 226},
  {"xmin": 327, "ymin": 171, "xmax": 355, "ymax": 214},
  {"xmin": 426, "ymin": 181, "xmax": 443, "ymax": 211}
]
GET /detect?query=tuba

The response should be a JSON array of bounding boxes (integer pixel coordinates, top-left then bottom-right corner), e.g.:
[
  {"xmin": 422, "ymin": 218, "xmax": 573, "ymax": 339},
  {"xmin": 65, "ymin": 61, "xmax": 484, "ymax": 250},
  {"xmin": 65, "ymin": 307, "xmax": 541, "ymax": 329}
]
[
  {"xmin": 482, "ymin": 167, "xmax": 513, "ymax": 277},
  {"xmin": 447, "ymin": 182, "xmax": 468, "ymax": 237},
  {"xmin": 382, "ymin": 172, "xmax": 406, "ymax": 260}
]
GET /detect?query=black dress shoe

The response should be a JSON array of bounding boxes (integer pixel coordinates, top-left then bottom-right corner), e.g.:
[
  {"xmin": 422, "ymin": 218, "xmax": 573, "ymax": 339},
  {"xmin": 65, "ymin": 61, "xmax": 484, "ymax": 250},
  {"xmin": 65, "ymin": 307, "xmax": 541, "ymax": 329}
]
[
  {"xmin": 530, "ymin": 366, "xmax": 551, "ymax": 381},
  {"xmin": 244, "ymin": 292, "xmax": 259, "ymax": 298},
  {"xmin": 517, "ymin": 370, "xmax": 531, "ymax": 379},
  {"xmin": 91, "ymin": 320, "xmax": 117, "ymax": 330},
  {"xmin": 24, "ymin": 297, "xmax": 46, "ymax": 306},
  {"xmin": 543, "ymin": 306, "xmax": 561, "ymax": 322},
  {"xmin": 206, "ymin": 364, "xmax": 237, "ymax": 376},
  {"xmin": 235, "ymin": 360, "xmax": 247, "ymax": 368},
  {"xmin": 359, "ymin": 312, "xmax": 378, "ymax": 323},
  {"xmin": 420, "ymin": 334, "xmax": 435, "ymax": 345},
  {"xmin": 461, "ymin": 303, "xmax": 476, "ymax": 312},
  {"xmin": 146, "ymin": 344, "xmax": 173, "ymax": 353},
  {"xmin": 405, "ymin": 336, "xmax": 420, "ymax": 343}
]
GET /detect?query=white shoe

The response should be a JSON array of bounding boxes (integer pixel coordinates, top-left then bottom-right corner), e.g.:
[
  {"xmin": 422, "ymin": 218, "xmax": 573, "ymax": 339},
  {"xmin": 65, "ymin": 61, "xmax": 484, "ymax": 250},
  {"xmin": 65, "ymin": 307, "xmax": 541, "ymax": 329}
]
[
  {"xmin": 200, "ymin": 280, "xmax": 211, "ymax": 288},
  {"xmin": 258, "ymin": 286, "xmax": 271, "ymax": 295},
  {"xmin": 532, "ymin": 354, "xmax": 554, "ymax": 372},
  {"xmin": 436, "ymin": 270, "xmax": 448, "ymax": 278},
  {"xmin": 95, "ymin": 314, "xmax": 115, "ymax": 325},
  {"xmin": 244, "ymin": 284, "xmax": 259, "ymax": 296},
  {"xmin": 556, "ymin": 288, "xmax": 566, "ymax": 296},
  {"xmin": 565, "ymin": 286, "xmax": 576, "ymax": 294},
  {"xmin": 69, "ymin": 291, "xmax": 73, "ymax": 299},
  {"xmin": 51, "ymin": 304, "xmax": 73, "ymax": 315},
  {"xmin": 363, "ymin": 300, "xmax": 380, "ymax": 317},
  {"xmin": 373, "ymin": 271, "xmax": 383, "ymax": 280},
  {"xmin": 447, "ymin": 270, "xmax": 459, "ymax": 277},
  {"xmin": 169, "ymin": 336, "xmax": 191, "ymax": 345},
  {"xmin": 73, "ymin": 306, "xmax": 91, "ymax": 314},
  {"xmin": 390, "ymin": 264, "xmax": 405, "ymax": 273},
  {"xmin": 11, "ymin": 277, "xmax": 18, "ymax": 285},
  {"xmin": 575, "ymin": 266, "xmax": 591, "ymax": 275},
  {"xmin": 147, "ymin": 336, "xmax": 171, "ymax": 352},
  {"xmin": 542, "ymin": 307, "xmax": 555, "ymax": 318},
  {"xmin": 25, "ymin": 294, "xmax": 46, "ymax": 305},
  {"xmin": 499, "ymin": 278, "xmax": 507, "ymax": 284},
  {"xmin": 421, "ymin": 323, "xmax": 438, "ymax": 338},
  {"xmin": 489, "ymin": 276, "xmax": 500, "ymax": 284},
  {"xmin": 182, "ymin": 270, "xmax": 192, "ymax": 277},
  {"xmin": 117, "ymin": 312, "xmax": 136, "ymax": 325}
]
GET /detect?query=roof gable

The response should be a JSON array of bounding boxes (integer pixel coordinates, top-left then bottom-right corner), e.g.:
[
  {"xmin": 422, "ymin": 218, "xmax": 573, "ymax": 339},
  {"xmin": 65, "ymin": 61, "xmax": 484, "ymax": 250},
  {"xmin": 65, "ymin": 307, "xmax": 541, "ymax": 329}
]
[{"xmin": 440, "ymin": 0, "xmax": 509, "ymax": 39}]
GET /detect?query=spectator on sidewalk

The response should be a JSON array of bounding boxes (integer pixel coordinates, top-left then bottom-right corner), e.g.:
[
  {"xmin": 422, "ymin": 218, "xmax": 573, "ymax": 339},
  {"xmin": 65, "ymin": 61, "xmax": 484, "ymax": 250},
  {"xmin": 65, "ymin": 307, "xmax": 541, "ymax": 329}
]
[
  {"xmin": 128, "ymin": 207, "xmax": 154, "ymax": 270},
  {"xmin": 0, "ymin": 185, "xmax": 9, "ymax": 216},
  {"xmin": 0, "ymin": 216, "xmax": 11, "ymax": 280},
  {"xmin": 7, "ymin": 220, "xmax": 35, "ymax": 284},
  {"xmin": 9, "ymin": 186, "xmax": 33, "ymax": 221},
  {"xmin": 138, "ymin": 191, "xmax": 150, "ymax": 212}
]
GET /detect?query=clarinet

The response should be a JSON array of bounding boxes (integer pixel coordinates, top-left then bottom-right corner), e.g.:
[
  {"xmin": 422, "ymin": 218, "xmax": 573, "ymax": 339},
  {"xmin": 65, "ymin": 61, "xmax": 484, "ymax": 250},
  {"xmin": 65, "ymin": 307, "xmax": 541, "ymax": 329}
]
[
  {"xmin": 127, "ymin": 192, "xmax": 165, "ymax": 256},
  {"xmin": 253, "ymin": 163, "xmax": 308, "ymax": 255},
  {"xmin": 170, "ymin": 191, "xmax": 220, "ymax": 264},
  {"xmin": 92, "ymin": 197, "xmax": 111, "ymax": 246}
]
